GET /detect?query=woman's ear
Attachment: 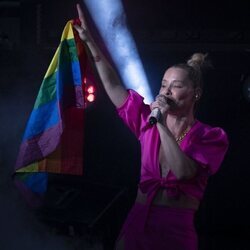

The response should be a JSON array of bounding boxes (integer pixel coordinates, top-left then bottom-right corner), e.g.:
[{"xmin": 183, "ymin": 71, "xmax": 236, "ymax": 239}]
[{"xmin": 194, "ymin": 88, "xmax": 202, "ymax": 101}]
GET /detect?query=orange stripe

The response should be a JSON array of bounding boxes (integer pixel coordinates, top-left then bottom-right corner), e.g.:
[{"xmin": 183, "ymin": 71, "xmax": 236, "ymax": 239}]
[{"xmin": 38, "ymin": 145, "xmax": 62, "ymax": 173}]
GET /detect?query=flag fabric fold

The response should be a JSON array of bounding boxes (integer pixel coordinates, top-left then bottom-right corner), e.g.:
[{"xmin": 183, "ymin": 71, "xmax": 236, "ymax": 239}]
[{"xmin": 14, "ymin": 20, "xmax": 94, "ymax": 205}]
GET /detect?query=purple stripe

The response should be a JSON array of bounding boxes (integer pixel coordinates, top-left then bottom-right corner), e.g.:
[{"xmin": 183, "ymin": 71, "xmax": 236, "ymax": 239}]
[
  {"xmin": 63, "ymin": 85, "xmax": 84, "ymax": 108},
  {"xmin": 15, "ymin": 121, "xmax": 63, "ymax": 169},
  {"xmin": 16, "ymin": 85, "xmax": 84, "ymax": 169},
  {"xmin": 22, "ymin": 100, "xmax": 59, "ymax": 141}
]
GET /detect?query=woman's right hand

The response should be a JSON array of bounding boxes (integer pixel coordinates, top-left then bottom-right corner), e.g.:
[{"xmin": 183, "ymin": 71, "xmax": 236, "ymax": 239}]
[
  {"xmin": 74, "ymin": 4, "xmax": 91, "ymax": 42},
  {"xmin": 73, "ymin": 3, "xmax": 128, "ymax": 107},
  {"xmin": 150, "ymin": 94, "xmax": 171, "ymax": 123}
]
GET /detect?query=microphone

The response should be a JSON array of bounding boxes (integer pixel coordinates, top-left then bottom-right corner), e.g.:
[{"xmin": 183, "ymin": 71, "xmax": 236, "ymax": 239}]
[
  {"xmin": 148, "ymin": 97, "xmax": 174, "ymax": 125},
  {"xmin": 149, "ymin": 108, "xmax": 161, "ymax": 125}
]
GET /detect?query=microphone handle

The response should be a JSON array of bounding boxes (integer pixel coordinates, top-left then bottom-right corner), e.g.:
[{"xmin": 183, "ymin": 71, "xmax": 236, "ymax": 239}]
[{"xmin": 149, "ymin": 108, "xmax": 161, "ymax": 125}]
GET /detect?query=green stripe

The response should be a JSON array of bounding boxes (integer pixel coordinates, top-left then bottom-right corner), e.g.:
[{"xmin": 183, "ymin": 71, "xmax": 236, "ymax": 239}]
[
  {"xmin": 58, "ymin": 38, "xmax": 79, "ymax": 65},
  {"xmin": 15, "ymin": 172, "xmax": 32, "ymax": 181},
  {"xmin": 62, "ymin": 38, "xmax": 79, "ymax": 62},
  {"xmin": 16, "ymin": 163, "xmax": 38, "ymax": 173},
  {"xmin": 34, "ymin": 73, "xmax": 57, "ymax": 109},
  {"xmin": 34, "ymin": 38, "xmax": 79, "ymax": 109}
]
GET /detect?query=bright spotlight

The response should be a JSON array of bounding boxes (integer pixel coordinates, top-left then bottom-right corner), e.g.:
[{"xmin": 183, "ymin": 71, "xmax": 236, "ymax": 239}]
[
  {"xmin": 83, "ymin": 0, "xmax": 153, "ymax": 104},
  {"xmin": 87, "ymin": 85, "xmax": 95, "ymax": 94},
  {"xmin": 87, "ymin": 94, "xmax": 95, "ymax": 102}
]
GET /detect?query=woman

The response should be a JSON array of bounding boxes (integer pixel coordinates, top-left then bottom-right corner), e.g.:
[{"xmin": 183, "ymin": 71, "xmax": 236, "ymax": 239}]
[{"xmin": 74, "ymin": 4, "xmax": 229, "ymax": 250}]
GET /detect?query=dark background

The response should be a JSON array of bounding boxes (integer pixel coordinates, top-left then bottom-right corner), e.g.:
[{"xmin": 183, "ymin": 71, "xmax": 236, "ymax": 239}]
[{"xmin": 1, "ymin": 0, "xmax": 250, "ymax": 249}]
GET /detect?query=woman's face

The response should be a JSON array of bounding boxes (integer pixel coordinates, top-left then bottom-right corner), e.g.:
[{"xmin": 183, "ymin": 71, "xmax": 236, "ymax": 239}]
[{"xmin": 159, "ymin": 67, "xmax": 197, "ymax": 115}]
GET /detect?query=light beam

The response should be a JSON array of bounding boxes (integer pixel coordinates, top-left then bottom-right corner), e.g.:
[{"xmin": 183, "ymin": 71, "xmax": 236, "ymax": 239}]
[{"xmin": 83, "ymin": 0, "xmax": 153, "ymax": 104}]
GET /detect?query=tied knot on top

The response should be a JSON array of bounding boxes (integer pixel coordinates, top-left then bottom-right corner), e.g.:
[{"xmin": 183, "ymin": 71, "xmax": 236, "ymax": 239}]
[
  {"xmin": 137, "ymin": 177, "xmax": 181, "ymax": 231},
  {"xmin": 139, "ymin": 177, "xmax": 180, "ymax": 199}
]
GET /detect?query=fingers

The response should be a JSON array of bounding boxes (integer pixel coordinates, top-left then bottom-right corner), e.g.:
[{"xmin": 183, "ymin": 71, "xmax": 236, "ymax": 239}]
[
  {"xmin": 150, "ymin": 99, "xmax": 163, "ymax": 111},
  {"xmin": 75, "ymin": 3, "xmax": 90, "ymax": 42},
  {"xmin": 73, "ymin": 24, "xmax": 82, "ymax": 33},
  {"xmin": 76, "ymin": 3, "xmax": 86, "ymax": 29},
  {"xmin": 154, "ymin": 96, "xmax": 167, "ymax": 108},
  {"xmin": 150, "ymin": 95, "xmax": 171, "ymax": 112},
  {"xmin": 156, "ymin": 94, "xmax": 168, "ymax": 103},
  {"xmin": 73, "ymin": 24, "xmax": 85, "ymax": 36},
  {"xmin": 73, "ymin": 24, "xmax": 89, "ymax": 42}
]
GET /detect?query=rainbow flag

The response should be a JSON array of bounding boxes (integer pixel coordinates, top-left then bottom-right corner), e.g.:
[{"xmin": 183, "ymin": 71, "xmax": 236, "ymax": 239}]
[{"xmin": 14, "ymin": 20, "xmax": 94, "ymax": 206}]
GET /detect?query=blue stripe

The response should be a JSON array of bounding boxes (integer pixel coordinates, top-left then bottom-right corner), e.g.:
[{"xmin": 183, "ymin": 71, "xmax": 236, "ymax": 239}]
[
  {"xmin": 56, "ymin": 54, "xmax": 82, "ymax": 101},
  {"xmin": 58, "ymin": 60, "xmax": 82, "ymax": 87},
  {"xmin": 25, "ymin": 172, "xmax": 48, "ymax": 194},
  {"xmin": 22, "ymin": 100, "xmax": 60, "ymax": 141},
  {"xmin": 22, "ymin": 38, "xmax": 82, "ymax": 141},
  {"xmin": 71, "ymin": 60, "xmax": 82, "ymax": 86},
  {"xmin": 60, "ymin": 37, "xmax": 82, "ymax": 87}
]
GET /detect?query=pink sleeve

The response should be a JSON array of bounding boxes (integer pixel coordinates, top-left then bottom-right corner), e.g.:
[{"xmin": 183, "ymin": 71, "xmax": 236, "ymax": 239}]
[
  {"xmin": 183, "ymin": 126, "xmax": 229, "ymax": 175},
  {"xmin": 116, "ymin": 89, "xmax": 150, "ymax": 139}
]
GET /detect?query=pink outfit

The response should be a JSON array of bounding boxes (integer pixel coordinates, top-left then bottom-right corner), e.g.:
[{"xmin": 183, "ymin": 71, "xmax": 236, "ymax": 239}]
[
  {"xmin": 116, "ymin": 90, "xmax": 229, "ymax": 250},
  {"xmin": 118, "ymin": 203, "xmax": 197, "ymax": 250}
]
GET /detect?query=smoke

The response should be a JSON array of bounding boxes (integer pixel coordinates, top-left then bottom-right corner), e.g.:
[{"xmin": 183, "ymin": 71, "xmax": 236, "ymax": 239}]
[
  {"xmin": 0, "ymin": 185, "xmax": 72, "ymax": 250},
  {"xmin": 0, "ymin": 1, "xmax": 149, "ymax": 248},
  {"xmin": 0, "ymin": 52, "xmax": 104, "ymax": 250},
  {"xmin": 83, "ymin": 0, "xmax": 153, "ymax": 104},
  {"xmin": 0, "ymin": 62, "xmax": 68, "ymax": 249}
]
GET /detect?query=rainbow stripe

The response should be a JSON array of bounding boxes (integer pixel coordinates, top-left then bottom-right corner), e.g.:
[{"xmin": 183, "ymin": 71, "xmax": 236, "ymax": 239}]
[{"xmin": 14, "ymin": 20, "xmax": 93, "ymax": 204}]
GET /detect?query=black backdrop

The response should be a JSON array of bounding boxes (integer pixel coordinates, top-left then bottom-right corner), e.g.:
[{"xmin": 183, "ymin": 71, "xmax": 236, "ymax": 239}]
[{"xmin": 1, "ymin": 1, "xmax": 250, "ymax": 249}]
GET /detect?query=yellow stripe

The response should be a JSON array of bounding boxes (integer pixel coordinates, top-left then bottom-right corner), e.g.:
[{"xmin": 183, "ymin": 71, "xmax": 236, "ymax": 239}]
[
  {"xmin": 44, "ymin": 47, "xmax": 59, "ymax": 78},
  {"xmin": 60, "ymin": 20, "xmax": 74, "ymax": 41},
  {"xmin": 44, "ymin": 21, "xmax": 74, "ymax": 79}
]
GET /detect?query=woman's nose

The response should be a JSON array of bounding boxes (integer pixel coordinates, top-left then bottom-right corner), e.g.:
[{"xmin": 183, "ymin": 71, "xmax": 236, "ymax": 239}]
[{"xmin": 166, "ymin": 86, "xmax": 172, "ymax": 95}]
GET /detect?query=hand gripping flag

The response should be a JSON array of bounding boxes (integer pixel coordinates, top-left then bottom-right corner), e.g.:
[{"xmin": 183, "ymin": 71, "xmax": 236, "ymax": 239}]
[{"xmin": 14, "ymin": 20, "xmax": 95, "ymax": 207}]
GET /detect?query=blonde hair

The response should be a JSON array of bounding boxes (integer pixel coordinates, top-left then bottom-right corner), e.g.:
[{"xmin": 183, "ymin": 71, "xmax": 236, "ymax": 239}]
[
  {"xmin": 173, "ymin": 53, "xmax": 212, "ymax": 90},
  {"xmin": 187, "ymin": 53, "xmax": 209, "ymax": 70}
]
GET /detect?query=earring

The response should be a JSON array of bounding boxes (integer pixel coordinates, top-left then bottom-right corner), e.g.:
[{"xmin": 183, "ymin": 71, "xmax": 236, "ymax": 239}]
[{"xmin": 195, "ymin": 94, "xmax": 199, "ymax": 100}]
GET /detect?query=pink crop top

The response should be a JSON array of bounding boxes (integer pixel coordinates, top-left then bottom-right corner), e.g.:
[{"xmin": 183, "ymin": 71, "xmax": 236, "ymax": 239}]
[{"xmin": 117, "ymin": 90, "xmax": 229, "ymax": 204}]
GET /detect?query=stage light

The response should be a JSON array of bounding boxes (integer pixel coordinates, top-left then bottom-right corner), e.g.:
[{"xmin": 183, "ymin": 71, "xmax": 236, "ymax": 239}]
[
  {"xmin": 87, "ymin": 85, "xmax": 95, "ymax": 94},
  {"xmin": 83, "ymin": 77, "xmax": 96, "ymax": 106},
  {"xmin": 86, "ymin": 94, "xmax": 95, "ymax": 102},
  {"xmin": 83, "ymin": 0, "xmax": 153, "ymax": 104}
]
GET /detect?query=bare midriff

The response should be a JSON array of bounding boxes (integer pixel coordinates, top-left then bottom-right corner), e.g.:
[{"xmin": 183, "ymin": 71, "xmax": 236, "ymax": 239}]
[
  {"xmin": 137, "ymin": 145, "xmax": 200, "ymax": 210},
  {"xmin": 135, "ymin": 189, "xmax": 200, "ymax": 210}
]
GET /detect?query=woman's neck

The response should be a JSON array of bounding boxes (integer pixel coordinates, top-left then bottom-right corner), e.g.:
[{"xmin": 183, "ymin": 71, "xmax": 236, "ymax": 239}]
[{"xmin": 166, "ymin": 114, "xmax": 195, "ymax": 139}]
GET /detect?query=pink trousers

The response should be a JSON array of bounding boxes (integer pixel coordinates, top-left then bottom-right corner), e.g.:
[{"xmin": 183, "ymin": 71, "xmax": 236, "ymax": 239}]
[{"xmin": 115, "ymin": 203, "xmax": 198, "ymax": 250}]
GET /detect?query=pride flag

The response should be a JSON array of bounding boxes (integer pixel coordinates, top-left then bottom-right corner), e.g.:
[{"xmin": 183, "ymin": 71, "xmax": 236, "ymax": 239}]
[{"xmin": 14, "ymin": 20, "xmax": 94, "ymax": 206}]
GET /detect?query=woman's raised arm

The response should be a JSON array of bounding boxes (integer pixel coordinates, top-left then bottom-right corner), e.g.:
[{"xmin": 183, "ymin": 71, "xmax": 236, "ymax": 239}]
[{"xmin": 74, "ymin": 4, "xmax": 128, "ymax": 107}]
